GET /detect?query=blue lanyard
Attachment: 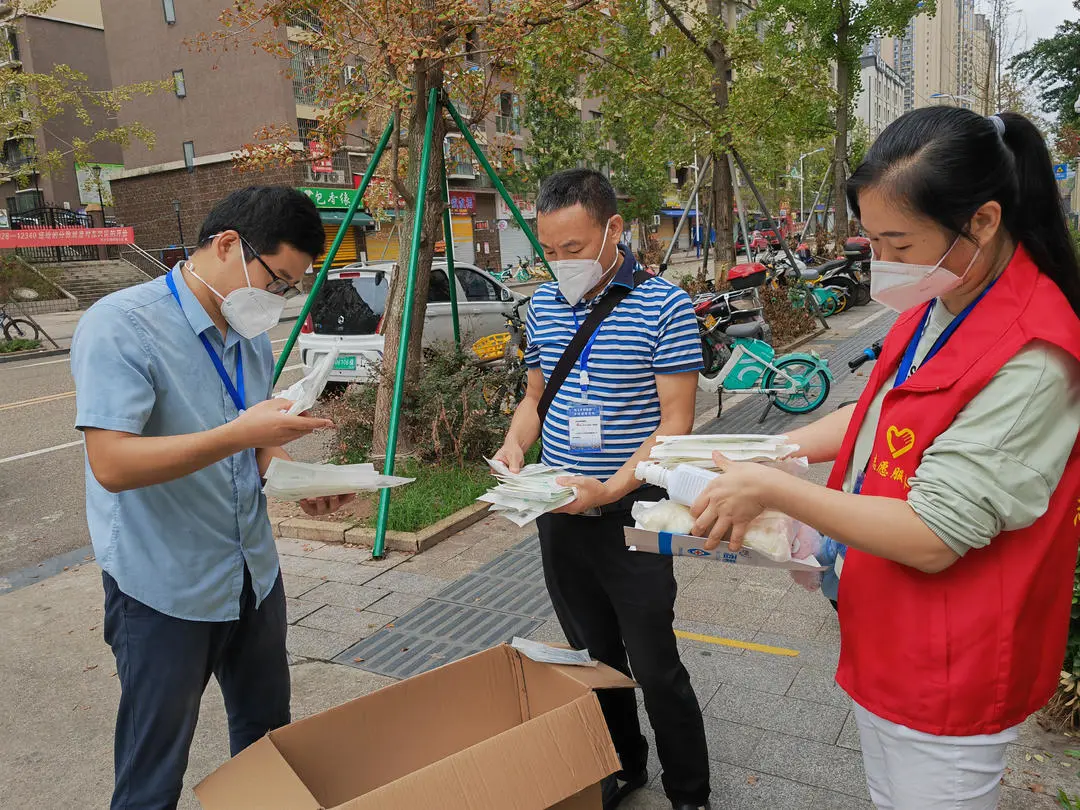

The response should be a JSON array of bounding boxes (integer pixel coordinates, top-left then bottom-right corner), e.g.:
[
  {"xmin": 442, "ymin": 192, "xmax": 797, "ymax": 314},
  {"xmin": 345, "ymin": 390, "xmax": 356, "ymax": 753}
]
[
  {"xmin": 571, "ymin": 307, "xmax": 601, "ymax": 400},
  {"xmin": 894, "ymin": 281, "xmax": 996, "ymax": 386},
  {"xmin": 166, "ymin": 271, "xmax": 246, "ymax": 412}
]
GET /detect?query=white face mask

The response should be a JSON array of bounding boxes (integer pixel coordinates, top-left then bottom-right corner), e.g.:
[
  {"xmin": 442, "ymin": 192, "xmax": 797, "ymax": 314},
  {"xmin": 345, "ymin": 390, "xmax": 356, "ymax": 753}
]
[
  {"xmin": 552, "ymin": 218, "xmax": 620, "ymax": 306},
  {"xmin": 187, "ymin": 236, "xmax": 286, "ymax": 339},
  {"xmin": 870, "ymin": 238, "xmax": 980, "ymax": 312}
]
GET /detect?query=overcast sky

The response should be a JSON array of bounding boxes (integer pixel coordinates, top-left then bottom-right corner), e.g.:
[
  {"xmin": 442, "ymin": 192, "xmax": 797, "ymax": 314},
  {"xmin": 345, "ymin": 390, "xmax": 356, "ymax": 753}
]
[{"xmin": 1016, "ymin": 0, "xmax": 1074, "ymax": 49}]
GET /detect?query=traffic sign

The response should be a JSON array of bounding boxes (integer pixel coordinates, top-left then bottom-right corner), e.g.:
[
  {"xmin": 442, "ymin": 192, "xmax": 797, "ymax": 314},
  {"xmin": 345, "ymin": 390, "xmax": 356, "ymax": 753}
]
[{"xmin": 1054, "ymin": 163, "xmax": 1071, "ymax": 181}]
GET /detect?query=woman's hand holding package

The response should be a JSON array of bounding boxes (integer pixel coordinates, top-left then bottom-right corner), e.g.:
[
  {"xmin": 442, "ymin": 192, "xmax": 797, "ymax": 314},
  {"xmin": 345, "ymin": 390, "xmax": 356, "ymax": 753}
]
[{"xmin": 690, "ymin": 452, "xmax": 777, "ymax": 550}]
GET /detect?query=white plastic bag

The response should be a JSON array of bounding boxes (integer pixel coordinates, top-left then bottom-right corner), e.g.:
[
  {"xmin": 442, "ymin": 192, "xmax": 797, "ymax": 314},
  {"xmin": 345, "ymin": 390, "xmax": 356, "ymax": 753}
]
[
  {"xmin": 277, "ymin": 348, "xmax": 339, "ymax": 416},
  {"xmin": 630, "ymin": 500, "xmax": 696, "ymax": 534},
  {"xmin": 740, "ymin": 510, "xmax": 795, "ymax": 563}
]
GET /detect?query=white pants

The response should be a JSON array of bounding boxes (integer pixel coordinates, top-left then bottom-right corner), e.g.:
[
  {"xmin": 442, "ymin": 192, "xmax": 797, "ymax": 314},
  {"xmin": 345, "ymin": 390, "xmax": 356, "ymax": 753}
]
[{"xmin": 852, "ymin": 702, "xmax": 1018, "ymax": 810}]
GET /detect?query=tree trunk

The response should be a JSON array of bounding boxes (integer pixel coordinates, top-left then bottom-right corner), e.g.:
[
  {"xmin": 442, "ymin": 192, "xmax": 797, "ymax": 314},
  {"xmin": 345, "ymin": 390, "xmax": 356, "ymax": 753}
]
[
  {"xmin": 833, "ymin": 5, "xmax": 852, "ymax": 243},
  {"xmin": 637, "ymin": 219, "xmax": 648, "ymax": 259},
  {"xmin": 372, "ymin": 71, "xmax": 447, "ymax": 455},
  {"xmin": 706, "ymin": 0, "xmax": 735, "ymax": 275},
  {"xmin": 699, "ymin": 192, "xmax": 711, "ymax": 281}
]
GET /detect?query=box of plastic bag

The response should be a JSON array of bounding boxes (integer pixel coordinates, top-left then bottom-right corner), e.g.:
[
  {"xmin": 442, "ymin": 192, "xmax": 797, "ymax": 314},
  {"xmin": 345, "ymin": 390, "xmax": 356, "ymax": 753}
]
[{"xmin": 624, "ymin": 526, "xmax": 827, "ymax": 571}]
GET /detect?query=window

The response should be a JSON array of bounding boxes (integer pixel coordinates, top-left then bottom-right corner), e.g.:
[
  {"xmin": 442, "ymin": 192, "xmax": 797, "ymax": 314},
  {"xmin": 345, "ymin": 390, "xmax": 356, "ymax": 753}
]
[
  {"xmin": 172, "ymin": 69, "xmax": 186, "ymax": 98},
  {"xmin": 456, "ymin": 267, "xmax": 500, "ymax": 301},
  {"xmin": 464, "ymin": 29, "xmax": 479, "ymax": 64},
  {"xmin": 162, "ymin": 0, "xmax": 176, "ymax": 24},
  {"xmin": 290, "ymin": 45, "xmax": 330, "ymax": 105},
  {"xmin": 183, "ymin": 141, "xmax": 195, "ymax": 172},
  {"xmin": 428, "ymin": 269, "xmax": 453, "ymax": 302},
  {"xmin": 496, "ymin": 92, "xmax": 521, "ymax": 135}
]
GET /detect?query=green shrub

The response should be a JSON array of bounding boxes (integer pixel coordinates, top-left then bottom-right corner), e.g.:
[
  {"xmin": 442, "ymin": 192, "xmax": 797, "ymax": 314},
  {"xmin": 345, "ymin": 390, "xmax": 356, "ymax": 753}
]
[
  {"xmin": 318, "ymin": 341, "xmax": 520, "ymax": 467},
  {"xmin": 0, "ymin": 338, "xmax": 40, "ymax": 353}
]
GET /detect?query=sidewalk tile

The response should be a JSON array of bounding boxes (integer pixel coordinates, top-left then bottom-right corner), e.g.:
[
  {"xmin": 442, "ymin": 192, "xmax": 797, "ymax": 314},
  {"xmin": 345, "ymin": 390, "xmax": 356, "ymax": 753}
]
[
  {"xmin": 527, "ymin": 621, "xmax": 568, "ymax": 645},
  {"xmin": 358, "ymin": 550, "xmax": 411, "ymax": 569},
  {"xmin": 751, "ymin": 632, "xmax": 840, "ymax": 672},
  {"xmin": 690, "ymin": 649, "xmax": 801, "ymax": 696},
  {"xmin": 999, "ymin": 785, "xmax": 1057, "ymax": 809},
  {"xmin": 304, "ymin": 544, "xmax": 377, "ymax": 564},
  {"xmin": 621, "ymin": 788, "xmax": 670, "ymax": 809},
  {"xmin": 705, "ymin": 684, "xmax": 847, "ymax": 745},
  {"xmin": 787, "ymin": 666, "xmax": 851, "ymax": 708},
  {"xmin": 299, "ymin": 606, "xmax": 393, "ymax": 640},
  {"xmin": 285, "ymin": 597, "xmax": 324, "ymax": 624},
  {"xmin": 815, "ymin": 613, "xmax": 842, "ymax": 643},
  {"xmin": 702, "ymin": 716, "xmax": 765, "ymax": 767},
  {"xmin": 416, "ymin": 556, "xmax": 486, "ymax": 582},
  {"xmin": 365, "ymin": 569, "xmax": 447, "ymax": 596},
  {"xmin": 761, "ymin": 609, "xmax": 826, "ymax": 639},
  {"xmin": 837, "ymin": 710, "xmax": 860, "ymax": 750},
  {"xmin": 301, "ymin": 581, "xmax": 389, "ymax": 611},
  {"xmin": 282, "ymin": 573, "xmax": 325, "ymax": 598},
  {"xmin": 279, "ymin": 556, "xmax": 383, "ymax": 586},
  {"xmin": 749, "ymin": 729, "xmax": 869, "ymax": 799},
  {"xmin": 710, "ymin": 601, "xmax": 771, "ymax": 632},
  {"xmin": 806, "ymin": 789, "xmax": 873, "ymax": 809},
  {"xmin": 286, "ymin": 625, "xmax": 355, "ymax": 661},
  {"xmin": 276, "ymin": 537, "xmax": 325, "ymax": 557},
  {"xmin": 778, "ymin": 585, "xmax": 838, "ymax": 617},
  {"xmin": 708, "ymin": 762, "xmax": 818, "ymax": 808},
  {"xmin": 366, "ymin": 590, "xmax": 426, "ymax": 618}
]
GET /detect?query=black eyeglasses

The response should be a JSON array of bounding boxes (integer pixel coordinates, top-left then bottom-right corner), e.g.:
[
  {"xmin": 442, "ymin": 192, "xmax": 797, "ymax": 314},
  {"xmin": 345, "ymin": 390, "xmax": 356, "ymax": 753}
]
[{"xmin": 237, "ymin": 234, "xmax": 305, "ymax": 299}]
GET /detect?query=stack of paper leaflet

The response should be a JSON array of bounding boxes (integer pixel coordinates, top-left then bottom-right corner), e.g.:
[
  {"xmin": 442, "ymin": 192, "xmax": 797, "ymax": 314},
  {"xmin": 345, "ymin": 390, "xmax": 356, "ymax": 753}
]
[
  {"xmin": 262, "ymin": 458, "xmax": 414, "ymax": 502},
  {"xmin": 477, "ymin": 458, "xmax": 576, "ymax": 526},
  {"xmin": 648, "ymin": 434, "xmax": 799, "ymax": 469}
]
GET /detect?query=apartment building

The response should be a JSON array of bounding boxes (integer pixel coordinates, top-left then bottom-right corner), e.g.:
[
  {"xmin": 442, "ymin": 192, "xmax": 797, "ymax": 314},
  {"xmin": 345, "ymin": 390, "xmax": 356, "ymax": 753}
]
[
  {"xmin": 879, "ymin": 0, "xmax": 996, "ymax": 115},
  {"xmin": 97, "ymin": 1, "xmax": 530, "ymax": 270},
  {"xmin": 0, "ymin": 0, "xmax": 121, "ymax": 220},
  {"xmin": 857, "ymin": 43, "xmax": 905, "ymax": 140}
]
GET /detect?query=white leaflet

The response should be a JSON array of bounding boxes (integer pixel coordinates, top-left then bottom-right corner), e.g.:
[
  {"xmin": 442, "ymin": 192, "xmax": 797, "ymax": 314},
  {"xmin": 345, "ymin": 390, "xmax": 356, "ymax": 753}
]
[
  {"xmin": 262, "ymin": 457, "xmax": 413, "ymax": 501},
  {"xmin": 278, "ymin": 348, "xmax": 339, "ymax": 416},
  {"xmin": 510, "ymin": 637, "xmax": 597, "ymax": 667}
]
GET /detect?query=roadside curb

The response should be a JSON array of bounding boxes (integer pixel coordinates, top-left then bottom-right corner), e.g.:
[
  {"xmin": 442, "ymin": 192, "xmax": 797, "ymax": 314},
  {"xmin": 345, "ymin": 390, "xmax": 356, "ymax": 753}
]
[
  {"xmin": 271, "ymin": 502, "xmax": 491, "ymax": 554},
  {"xmin": 0, "ymin": 347, "xmax": 69, "ymax": 364}
]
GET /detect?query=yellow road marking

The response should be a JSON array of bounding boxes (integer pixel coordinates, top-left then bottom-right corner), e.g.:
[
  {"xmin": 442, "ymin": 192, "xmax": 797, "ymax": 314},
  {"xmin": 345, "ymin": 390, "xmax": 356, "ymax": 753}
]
[
  {"xmin": 0, "ymin": 390, "xmax": 75, "ymax": 411},
  {"xmin": 675, "ymin": 629, "xmax": 800, "ymax": 657}
]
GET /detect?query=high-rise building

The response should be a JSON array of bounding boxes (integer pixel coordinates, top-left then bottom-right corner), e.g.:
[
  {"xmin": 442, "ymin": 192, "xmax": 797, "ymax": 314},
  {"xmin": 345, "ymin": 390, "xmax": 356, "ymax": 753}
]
[{"xmin": 856, "ymin": 42, "xmax": 906, "ymax": 140}]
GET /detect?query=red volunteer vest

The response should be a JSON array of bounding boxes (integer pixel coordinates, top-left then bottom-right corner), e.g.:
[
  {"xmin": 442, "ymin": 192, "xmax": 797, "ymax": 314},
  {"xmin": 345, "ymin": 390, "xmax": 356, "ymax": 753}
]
[{"xmin": 828, "ymin": 247, "xmax": 1080, "ymax": 736}]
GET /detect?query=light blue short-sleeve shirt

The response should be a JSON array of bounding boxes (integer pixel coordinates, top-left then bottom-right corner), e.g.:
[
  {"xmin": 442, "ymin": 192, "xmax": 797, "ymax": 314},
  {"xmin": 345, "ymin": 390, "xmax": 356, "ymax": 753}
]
[{"xmin": 70, "ymin": 266, "xmax": 278, "ymax": 621}]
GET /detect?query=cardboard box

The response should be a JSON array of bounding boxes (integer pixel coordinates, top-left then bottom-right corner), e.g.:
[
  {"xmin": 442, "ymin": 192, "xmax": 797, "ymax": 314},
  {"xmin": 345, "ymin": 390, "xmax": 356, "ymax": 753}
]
[
  {"xmin": 195, "ymin": 644, "xmax": 636, "ymax": 810},
  {"xmin": 625, "ymin": 527, "xmax": 827, "ymax": 571}
]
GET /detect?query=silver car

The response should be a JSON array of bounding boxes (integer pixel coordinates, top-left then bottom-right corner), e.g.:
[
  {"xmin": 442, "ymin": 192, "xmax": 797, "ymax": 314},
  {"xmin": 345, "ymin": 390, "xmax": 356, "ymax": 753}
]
[{"xmin": 296, "ymin": 261, "xmax": 526, "ymax": 384}]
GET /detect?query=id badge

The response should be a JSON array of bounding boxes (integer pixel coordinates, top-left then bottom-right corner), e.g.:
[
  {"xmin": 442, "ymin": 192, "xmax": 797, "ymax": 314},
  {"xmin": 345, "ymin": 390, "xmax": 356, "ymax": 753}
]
[{"xmin": 567, "ymin": 403, "xmax": 603, "ymax": 451}]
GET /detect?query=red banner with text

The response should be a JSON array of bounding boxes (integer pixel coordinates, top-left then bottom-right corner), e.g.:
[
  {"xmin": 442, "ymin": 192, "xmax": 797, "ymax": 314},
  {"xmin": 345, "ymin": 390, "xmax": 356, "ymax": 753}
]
[{"xmin": 0, "ymin": 227, "xmax": 135, "ymax": 247}]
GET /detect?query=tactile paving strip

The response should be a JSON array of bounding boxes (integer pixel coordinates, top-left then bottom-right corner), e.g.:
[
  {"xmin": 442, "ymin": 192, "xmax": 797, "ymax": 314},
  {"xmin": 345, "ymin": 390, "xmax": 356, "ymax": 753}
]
[
  {"xmin": 335, "ymin": 599, "xmax": 542, "ymax": 679},
  {"xmin": 435, "ymin": 550, "xmax": 556, "ymax": 620}
]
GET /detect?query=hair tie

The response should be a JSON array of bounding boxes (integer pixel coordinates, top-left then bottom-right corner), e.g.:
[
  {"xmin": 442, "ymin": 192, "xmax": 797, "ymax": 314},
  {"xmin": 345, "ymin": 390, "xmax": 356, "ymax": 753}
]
[{"xmin": 989, "ymin": 114, "xmax": 1006, "ymax": 136}]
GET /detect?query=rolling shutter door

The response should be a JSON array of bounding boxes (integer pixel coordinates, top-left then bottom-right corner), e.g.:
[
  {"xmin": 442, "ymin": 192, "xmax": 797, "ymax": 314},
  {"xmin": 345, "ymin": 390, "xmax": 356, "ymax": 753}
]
[
  {"xmin": 498, "ymin": 219, "xmax": 536, "ymax": 267},
  {"xmin": 322, "ymin": 223, "xmax": 360, "ymax": 267}
]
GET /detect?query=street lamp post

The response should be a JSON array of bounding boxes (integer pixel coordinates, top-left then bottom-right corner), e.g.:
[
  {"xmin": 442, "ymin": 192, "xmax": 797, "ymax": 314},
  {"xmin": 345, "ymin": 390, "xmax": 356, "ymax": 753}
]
[
  {"xmin": 797, "ymin": 148, "xmax": 826, "ymax": 227},
  {"xmin": 173, "ymin": 199, "xmax": 187, "ymax": 258}
]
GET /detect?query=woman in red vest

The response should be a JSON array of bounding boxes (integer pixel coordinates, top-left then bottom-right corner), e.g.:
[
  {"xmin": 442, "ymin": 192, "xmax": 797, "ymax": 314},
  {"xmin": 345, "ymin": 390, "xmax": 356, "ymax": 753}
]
[{"xmin": 689, "ymin": 106, "xmax": 1080, "ymax": 809}]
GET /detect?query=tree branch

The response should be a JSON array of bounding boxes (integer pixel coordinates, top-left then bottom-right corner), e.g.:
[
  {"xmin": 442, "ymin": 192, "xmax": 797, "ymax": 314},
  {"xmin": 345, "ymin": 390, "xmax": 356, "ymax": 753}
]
[
  {"xmin": 579, "ymin": 48, "xmax": 714, "ymax": 128},
  {"xmin": 525, "ymin": 0, "xmax": 602, "ymax": 29},
  {"xmin": 655, "ymin": 0, "xmax": 704, "ymax": 52}
]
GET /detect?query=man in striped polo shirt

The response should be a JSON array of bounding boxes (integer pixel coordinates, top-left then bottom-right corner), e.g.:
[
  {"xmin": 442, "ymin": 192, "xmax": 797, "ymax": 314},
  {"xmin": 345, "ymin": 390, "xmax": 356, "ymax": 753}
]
[{"xmin": 493, "ymin": 169, "xmax": 710, "ymax": 810}]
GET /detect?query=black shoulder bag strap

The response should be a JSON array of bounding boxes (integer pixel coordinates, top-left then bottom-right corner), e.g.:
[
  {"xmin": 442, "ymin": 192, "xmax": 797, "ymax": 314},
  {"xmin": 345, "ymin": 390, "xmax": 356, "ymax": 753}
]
[{"xmin": 536, "ymin": 269, "xmax": 651, "ymax": 424}]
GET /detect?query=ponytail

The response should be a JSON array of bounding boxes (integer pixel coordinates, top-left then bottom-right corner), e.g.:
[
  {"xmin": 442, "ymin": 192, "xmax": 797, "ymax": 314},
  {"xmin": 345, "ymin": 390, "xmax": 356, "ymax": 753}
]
[
  {"xmin": 848, "ymin": 106, "xmax": 1080, "ymax": 317},
  {"xmin": 998, "ymin": 112, "xmax": 1080, "ymax": 315}
]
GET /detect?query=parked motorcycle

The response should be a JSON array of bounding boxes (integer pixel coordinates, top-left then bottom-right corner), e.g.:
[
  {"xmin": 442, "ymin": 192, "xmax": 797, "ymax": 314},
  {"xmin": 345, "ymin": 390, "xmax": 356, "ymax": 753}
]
[{"xmin": 693, "ymin": 287, "xmax": 772, "ymax": 378}]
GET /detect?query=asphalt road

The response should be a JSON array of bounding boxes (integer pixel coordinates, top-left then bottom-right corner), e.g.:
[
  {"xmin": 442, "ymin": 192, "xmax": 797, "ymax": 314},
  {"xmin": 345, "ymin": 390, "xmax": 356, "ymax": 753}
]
[{"xmin": 0, "ymin": 320, "xmax": 316, "ymax": 578}]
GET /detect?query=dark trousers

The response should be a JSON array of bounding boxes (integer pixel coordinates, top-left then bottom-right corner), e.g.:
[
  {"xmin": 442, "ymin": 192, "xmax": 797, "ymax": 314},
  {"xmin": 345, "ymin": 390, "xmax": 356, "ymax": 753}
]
[
  {"xmin": 102, "ymin": 569, "xmax": 290, "ymax": 810},
  {"xmin": 538, "ymin": 507, "xmax": 711, "ymax": 806}
]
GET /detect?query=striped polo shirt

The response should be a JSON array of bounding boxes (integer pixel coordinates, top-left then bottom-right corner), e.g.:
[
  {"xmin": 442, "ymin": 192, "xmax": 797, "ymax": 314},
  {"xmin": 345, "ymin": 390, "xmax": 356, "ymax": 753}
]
[{"xmin": 525, "ymin": 245, "xmax": 703, "ymax": 480}]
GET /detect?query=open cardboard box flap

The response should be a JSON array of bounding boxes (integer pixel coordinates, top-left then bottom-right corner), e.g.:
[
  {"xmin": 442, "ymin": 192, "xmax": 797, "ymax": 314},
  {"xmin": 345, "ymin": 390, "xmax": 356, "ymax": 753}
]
[{"xmin": 196, "ymin": 644, "xmax": 637, "ymax": 810}]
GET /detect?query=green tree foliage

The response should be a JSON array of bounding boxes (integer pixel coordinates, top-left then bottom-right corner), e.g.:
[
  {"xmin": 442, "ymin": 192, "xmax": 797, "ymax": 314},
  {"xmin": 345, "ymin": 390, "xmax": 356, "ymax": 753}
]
[{"xmin": 1011, "ymin": 0, "xmax": 1080, "ymax": 132}]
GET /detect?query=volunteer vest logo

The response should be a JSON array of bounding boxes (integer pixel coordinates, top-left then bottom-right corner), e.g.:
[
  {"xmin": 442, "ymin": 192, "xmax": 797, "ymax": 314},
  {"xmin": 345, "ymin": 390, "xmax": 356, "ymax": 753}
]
[
  {"xmin": 1074, "ymin": 499, "xmax": 1080, "ymax": 528},
  {"xmin": 885, "ymin": 426, "xmax": 916, "ymax": 459}
]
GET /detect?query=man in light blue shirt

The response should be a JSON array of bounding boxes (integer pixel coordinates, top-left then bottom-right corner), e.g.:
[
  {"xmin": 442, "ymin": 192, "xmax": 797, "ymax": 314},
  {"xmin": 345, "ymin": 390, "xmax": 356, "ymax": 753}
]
[{"xmin": 71, "ymin": 187, "xmax": 351, "ymax": 810}]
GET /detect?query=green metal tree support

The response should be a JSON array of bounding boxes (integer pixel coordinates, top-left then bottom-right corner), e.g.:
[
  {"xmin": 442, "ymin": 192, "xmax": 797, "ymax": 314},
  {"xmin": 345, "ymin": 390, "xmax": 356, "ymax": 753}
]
[{"xmin": 273, "ymin": 91, "xmax": 549, "ymax": 559}]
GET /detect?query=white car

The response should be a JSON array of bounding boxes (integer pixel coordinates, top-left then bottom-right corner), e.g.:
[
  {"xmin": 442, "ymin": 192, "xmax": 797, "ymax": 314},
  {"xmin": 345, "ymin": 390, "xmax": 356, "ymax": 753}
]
[{"xmin": 297, "ymin": 260, "xmax": 526, "ymax": 384}]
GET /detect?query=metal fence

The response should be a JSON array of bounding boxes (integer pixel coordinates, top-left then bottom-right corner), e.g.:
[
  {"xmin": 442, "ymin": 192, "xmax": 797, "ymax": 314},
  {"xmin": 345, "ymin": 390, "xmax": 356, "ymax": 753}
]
[{"xmin": 7, "ymin": 206, "xmax": 103, "ymax": 263}]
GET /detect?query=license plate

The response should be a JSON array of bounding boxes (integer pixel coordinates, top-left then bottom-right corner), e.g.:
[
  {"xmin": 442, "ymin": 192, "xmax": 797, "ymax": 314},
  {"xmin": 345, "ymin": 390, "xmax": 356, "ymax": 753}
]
[
  {"xmin": 704, "ymin": 314, "xmax": 718, "ymax": 330},
  {"xmin": 333, "ymin": 355, "xmax": 357, "ymax": 371}
]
